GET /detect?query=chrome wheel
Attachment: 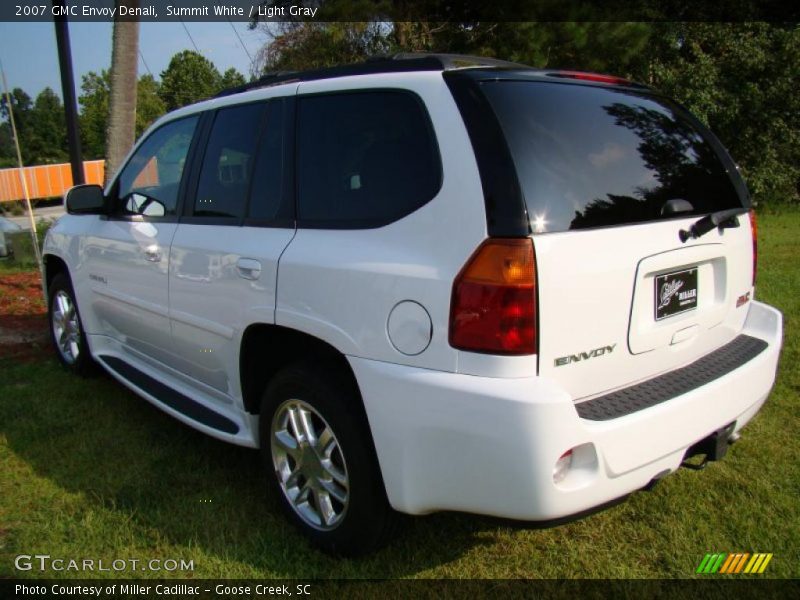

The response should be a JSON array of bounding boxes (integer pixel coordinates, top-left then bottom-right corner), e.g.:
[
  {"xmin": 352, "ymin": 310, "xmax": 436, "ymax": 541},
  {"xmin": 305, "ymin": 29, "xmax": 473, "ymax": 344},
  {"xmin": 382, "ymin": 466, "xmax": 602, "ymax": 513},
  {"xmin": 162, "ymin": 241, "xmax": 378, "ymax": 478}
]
[
  {"xmin": 51, "ymin": 290, "xmax": 81, "ymax": 365},
  {"xmin": 271, "ymin": 399, "xmax": 350, "ymax": 531}
]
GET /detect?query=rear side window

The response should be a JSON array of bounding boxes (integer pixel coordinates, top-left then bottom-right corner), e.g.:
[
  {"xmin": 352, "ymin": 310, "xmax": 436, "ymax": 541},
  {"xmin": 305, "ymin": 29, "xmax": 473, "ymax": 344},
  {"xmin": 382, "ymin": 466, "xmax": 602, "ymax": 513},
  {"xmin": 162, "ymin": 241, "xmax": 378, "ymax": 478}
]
[
  {"xmin": 193, "ymin": 102, "xmax": 267, "ymax": 219},
  {"xmin": 296, "ymin": 90, "xmax": 441, "ymax": 228},
  {"xmin": 481, "ymin": 81, "xmax": 744, "ymax": 233}
]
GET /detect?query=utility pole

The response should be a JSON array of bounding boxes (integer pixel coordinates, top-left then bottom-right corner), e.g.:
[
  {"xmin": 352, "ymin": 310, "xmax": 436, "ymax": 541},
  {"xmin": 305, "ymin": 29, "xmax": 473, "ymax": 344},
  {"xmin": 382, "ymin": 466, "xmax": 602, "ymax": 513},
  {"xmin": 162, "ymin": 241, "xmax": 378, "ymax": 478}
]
[{"xmin": 52, "ymin": 0, "xmax": 84, "ymax": 186}]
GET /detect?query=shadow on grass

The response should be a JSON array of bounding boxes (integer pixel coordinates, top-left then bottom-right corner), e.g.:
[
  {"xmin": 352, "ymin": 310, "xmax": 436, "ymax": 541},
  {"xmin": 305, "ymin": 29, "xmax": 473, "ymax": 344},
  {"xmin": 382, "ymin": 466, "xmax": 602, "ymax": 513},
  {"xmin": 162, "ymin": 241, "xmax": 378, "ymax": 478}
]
[
  {"xmin": 0, "ymin": 358, "xmax": 513, "ymax": 578},
  {"xmin": 0, "ymin": 314, "xmax": 49, "ymax": 361}
]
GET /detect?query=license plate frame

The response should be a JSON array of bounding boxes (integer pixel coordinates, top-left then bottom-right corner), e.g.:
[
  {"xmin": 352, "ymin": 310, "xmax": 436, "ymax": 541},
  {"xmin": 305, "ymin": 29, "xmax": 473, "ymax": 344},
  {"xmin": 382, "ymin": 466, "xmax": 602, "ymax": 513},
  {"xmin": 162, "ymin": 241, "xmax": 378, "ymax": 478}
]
[{"xmin": 654, "ymin": 267, "xmax": 698, "ymax": 321}]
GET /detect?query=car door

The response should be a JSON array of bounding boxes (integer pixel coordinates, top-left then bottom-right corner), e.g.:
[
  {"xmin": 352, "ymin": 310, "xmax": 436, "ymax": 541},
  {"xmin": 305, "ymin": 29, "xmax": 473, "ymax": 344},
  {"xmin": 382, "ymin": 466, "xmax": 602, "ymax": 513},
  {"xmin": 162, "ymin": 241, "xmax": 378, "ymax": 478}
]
[
  {"xmin": 80, "ymin": 115, "xmax": 200, "ymax": 367},
  {"xmin": 168, "ymin": 94, "xmax": 296, "ymax": 401}
]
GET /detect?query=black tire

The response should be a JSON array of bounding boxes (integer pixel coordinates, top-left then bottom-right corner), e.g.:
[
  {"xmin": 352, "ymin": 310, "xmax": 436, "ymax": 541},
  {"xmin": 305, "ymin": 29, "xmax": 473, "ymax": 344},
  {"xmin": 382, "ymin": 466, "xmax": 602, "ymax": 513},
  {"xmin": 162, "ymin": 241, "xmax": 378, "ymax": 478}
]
[
  {"xmin": 259, "ymin": 361, "xmax": 398, "ymax": 556},
  {"xmin": 48, "ymin": 272, "xmax": 97, "ymax": 376}
]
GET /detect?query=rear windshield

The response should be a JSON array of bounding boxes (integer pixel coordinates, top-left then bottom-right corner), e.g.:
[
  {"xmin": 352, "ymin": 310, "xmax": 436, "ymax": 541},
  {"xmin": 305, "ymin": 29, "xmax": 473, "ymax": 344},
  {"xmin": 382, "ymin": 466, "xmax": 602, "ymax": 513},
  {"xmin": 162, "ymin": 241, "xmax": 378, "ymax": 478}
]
[{"xmin": 480, "ymin": 81, "xmax": 745, "ymax": 233}]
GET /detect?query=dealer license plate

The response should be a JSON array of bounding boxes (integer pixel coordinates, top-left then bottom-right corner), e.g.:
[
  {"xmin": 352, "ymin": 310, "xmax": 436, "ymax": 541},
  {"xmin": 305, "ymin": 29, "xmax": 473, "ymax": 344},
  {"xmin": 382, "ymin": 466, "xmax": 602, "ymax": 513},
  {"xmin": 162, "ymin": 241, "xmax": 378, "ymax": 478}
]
[{"xmin": 655, "ymin": 267, "xmax": 698, "ymax": 321}]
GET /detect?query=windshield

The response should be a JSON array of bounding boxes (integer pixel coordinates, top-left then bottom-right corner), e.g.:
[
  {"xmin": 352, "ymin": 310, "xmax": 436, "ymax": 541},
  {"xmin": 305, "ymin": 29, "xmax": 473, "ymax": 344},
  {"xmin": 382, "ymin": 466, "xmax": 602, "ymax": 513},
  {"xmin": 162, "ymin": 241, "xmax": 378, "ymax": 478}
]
[{"xmin": 480, "ymin": 80, "xmax": 746, "ymax": 233}]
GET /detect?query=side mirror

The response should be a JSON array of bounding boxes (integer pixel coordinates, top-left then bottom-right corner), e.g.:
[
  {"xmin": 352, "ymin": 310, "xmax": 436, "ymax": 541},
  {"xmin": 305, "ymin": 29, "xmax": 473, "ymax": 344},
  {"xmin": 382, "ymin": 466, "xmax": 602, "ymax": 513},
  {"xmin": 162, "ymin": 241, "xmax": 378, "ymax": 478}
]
[{"xmin": 65, "ymin": 184, "xmax": 106, "ymax": 215}]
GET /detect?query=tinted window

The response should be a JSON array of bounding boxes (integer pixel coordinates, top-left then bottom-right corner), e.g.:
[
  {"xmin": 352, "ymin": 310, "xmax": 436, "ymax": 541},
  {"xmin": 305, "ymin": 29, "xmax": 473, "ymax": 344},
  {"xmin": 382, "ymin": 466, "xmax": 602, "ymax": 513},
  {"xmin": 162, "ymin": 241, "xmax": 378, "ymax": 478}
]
[
  {"xmin": 481, "ymin": 81, "xmax": 744, "ymax": 233},
  {"xmin": 297, "ymin": 91, "xmax": 441, "ymax": 227},
  {"xmin": 247, "ymin": 100, "xmax": 285, "ymax": 221},
  {"xmin": 117, "ymin": 116, "xmax": 198, "ymax": 217},
  {"xmin": 194, "ymin": 102, "xmax": 267, "ymax": 219}
]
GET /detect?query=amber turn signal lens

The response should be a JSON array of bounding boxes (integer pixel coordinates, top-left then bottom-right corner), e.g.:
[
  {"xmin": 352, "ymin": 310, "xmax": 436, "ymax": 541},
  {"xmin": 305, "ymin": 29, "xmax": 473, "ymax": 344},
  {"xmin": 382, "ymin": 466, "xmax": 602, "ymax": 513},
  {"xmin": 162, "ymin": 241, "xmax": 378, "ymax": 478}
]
[{"xmin": 449, "ymin": 238, "xmax": 537, "ymax": 355}]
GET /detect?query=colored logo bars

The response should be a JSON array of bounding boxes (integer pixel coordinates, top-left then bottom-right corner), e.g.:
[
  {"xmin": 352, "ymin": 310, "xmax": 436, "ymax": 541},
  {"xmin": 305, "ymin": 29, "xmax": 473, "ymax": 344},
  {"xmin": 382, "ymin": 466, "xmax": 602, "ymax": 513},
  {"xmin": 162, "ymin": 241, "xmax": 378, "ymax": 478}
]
[{"xmin": 697, "ymin": 553, "xmax": 773, "ymax": 574}]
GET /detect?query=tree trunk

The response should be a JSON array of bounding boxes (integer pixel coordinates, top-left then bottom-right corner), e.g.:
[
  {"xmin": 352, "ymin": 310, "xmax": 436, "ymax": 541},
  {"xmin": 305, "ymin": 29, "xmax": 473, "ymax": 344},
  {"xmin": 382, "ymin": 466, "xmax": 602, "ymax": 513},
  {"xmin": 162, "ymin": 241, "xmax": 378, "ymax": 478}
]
[{"xmin": 104, "ymin": 2, "xmax": 139, "ymax": 185}]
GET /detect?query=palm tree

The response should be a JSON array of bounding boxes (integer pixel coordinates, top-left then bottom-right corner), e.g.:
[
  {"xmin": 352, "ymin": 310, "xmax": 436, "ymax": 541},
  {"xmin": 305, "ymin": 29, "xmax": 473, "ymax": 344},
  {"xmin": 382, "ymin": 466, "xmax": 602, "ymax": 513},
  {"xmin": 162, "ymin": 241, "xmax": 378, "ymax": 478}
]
[{"xmin": 104, "ymin": 1, "xmax": 139, "ymax": 184}]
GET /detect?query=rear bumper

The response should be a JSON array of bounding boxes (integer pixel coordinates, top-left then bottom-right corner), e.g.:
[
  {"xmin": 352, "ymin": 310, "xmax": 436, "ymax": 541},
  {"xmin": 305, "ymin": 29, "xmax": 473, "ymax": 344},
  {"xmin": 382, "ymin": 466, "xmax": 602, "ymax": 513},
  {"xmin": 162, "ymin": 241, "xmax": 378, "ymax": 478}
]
[{"xmin": 350, "ymin": 300, "xmax": 783, "ymax": 520}]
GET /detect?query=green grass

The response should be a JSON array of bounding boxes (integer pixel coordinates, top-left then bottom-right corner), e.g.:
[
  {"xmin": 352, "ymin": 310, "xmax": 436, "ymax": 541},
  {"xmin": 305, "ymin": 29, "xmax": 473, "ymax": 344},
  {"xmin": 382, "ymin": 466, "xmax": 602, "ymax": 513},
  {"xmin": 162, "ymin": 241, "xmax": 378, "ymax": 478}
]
[{"xmin": 1, "ymin": 212, "xmax": 798, "ymax": 579}]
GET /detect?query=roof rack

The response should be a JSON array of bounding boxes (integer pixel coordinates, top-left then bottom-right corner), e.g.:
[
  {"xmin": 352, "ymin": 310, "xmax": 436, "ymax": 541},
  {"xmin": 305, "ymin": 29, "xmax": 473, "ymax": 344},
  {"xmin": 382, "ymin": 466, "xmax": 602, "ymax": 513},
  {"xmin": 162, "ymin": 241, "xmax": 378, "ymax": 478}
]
[
  {"xmin": 387, "ymin": 52, "xmax": 528, "ymax": 70},
  {"xmin": 214, "ymin": 53, "xmax": 530, "ymax": 98}
]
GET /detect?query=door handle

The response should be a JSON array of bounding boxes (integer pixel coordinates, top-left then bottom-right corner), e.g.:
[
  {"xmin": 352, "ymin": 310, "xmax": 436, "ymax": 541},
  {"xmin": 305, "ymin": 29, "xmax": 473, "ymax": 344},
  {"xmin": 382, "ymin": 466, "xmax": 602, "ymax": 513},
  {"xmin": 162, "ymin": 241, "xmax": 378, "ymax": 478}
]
[
  {"xmin": 236, "ymin": 258, "xmax": 262, "ymax": 280},
  {"xmin": 144, "ymin": 245, "xmax": 161, "ymax": 262}
]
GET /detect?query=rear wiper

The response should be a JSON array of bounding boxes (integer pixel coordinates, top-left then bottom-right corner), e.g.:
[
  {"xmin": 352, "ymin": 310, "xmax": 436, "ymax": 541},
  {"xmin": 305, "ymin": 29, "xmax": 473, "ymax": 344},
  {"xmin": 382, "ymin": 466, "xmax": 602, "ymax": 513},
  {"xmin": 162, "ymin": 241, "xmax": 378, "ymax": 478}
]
[{"xmin": 679, "ymin": 208, "xmax": 749, "ymax": 243}]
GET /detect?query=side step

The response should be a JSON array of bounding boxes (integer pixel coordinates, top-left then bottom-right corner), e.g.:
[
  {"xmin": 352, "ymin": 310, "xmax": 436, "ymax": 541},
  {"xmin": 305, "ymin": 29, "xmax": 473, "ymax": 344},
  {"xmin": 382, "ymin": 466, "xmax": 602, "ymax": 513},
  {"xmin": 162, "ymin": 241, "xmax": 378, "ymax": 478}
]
[{"xmin": 98, "ymin": 355, "xmax": 240, "ymax": 434}]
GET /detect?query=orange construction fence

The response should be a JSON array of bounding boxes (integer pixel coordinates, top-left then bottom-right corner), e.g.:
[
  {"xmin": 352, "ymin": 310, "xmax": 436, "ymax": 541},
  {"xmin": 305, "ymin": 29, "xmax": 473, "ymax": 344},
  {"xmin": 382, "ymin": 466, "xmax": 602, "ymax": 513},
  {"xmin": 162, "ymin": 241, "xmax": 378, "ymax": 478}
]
[{"xmin": 0, "ymin": 160, "xmax": 105, "ymax": 203}]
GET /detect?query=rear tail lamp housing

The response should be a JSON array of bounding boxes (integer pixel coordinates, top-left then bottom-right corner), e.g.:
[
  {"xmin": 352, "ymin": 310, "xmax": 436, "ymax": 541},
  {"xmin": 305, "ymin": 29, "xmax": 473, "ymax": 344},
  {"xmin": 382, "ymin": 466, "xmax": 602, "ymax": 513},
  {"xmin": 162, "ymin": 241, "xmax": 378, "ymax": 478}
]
[{"xmin": 449, "ymin": 238, "xmax": 537, "ymax": 355}]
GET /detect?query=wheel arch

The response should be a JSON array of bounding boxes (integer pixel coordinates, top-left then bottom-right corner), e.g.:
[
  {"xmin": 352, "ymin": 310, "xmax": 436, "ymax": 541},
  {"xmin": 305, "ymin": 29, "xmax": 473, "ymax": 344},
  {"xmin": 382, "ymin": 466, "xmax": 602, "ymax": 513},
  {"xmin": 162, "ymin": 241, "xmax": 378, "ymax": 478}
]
[
  {"xmin": 239, "ymin": 323, "xmax": 361, "ymax": 416},
  {"xmin": 43, "ymin": 253, "xmax": 70, "ymax": 297}
]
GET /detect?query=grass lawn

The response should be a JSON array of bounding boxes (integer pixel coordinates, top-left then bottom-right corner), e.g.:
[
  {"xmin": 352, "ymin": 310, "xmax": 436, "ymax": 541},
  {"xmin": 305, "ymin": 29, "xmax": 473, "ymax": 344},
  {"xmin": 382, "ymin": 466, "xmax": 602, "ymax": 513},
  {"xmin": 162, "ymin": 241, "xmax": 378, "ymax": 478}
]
[{"xmin": 0, "ymin": 212, "xmax": 798, "ymax": 580}]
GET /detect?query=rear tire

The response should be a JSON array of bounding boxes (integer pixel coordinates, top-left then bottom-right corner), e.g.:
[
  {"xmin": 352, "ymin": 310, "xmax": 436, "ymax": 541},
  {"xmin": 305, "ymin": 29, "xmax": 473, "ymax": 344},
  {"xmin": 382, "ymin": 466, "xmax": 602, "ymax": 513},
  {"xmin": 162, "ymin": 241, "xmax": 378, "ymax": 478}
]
[
  {"xmin": 259, "ymin": 361, "xmax": 398, "ymax": 555},
  {"xmin": 48, "ymin": 272, "xmax": 96, "ymax": 376}
]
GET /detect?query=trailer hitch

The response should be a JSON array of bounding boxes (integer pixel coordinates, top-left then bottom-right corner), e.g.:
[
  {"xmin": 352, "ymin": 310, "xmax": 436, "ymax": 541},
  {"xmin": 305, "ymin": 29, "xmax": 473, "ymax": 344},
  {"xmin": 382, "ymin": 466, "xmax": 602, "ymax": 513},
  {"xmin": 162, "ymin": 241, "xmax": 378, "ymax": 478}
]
[{"xmin": 681, "ymin": 422, "xmax": 737, "ymax": 471}]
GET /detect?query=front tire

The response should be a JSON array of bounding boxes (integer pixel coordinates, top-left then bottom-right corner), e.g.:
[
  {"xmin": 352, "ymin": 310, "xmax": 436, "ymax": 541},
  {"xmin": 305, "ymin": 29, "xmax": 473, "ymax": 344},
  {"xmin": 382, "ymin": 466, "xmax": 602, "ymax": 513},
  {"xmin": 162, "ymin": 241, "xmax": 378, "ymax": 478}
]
[
  {"xmin": 259, "ymin": 362, "xmax": 397, "ymax": 555},
  {"xmin": 48, "ymin": 272, "xmax": 96, "ymax": 376}
]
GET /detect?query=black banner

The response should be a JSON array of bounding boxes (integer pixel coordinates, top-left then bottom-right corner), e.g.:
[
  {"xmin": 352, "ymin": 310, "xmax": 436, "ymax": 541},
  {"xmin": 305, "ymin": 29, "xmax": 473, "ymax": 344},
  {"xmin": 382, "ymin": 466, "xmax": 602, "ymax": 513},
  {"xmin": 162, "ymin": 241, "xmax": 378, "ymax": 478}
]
[
  {"xmin": 2, "ymin": 579, "xmax": 799, "ymax": 600},
  {"xmin": 1, "ymin": 0, "xmax": 799, "ymax": 23}
]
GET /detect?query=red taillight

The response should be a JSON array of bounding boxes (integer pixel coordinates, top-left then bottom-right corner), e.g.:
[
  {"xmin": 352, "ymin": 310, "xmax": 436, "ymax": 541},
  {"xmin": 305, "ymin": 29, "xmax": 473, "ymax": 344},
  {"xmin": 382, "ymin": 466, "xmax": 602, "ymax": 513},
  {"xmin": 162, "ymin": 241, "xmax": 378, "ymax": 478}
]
[
  {"xmin": 750, "ymin": 209, "xmax": 758, "ymax": 287},
  {"xmin": 449, "ymin": 238, "xmax": 537, "ymax": 355},
  {"xmin": 549, "ymin": 71, "xmax": 632, "ymax": 85}
]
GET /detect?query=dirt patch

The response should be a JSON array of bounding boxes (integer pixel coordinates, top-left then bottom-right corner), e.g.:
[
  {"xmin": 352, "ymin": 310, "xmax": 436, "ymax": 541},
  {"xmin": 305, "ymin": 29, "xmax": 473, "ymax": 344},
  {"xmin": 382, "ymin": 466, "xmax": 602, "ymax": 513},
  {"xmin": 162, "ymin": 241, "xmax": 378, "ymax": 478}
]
[{"xmin": 0, "ymin": 271, "xmax": 49, "ymax": 362}]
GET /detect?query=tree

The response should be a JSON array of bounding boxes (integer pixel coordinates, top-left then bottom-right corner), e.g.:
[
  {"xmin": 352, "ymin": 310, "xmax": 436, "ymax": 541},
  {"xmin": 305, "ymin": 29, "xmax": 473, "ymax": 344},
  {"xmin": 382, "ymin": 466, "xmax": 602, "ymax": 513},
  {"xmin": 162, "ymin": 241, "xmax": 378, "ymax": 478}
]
[
  {"xmin": 0, "ymin": 88, "xmax": 32, "ymax": 126},
  {"xmin": 1, "ymin": 87, "xmax": 69, "ymax": 165},
  {"xmin": 220, "ymin": 67, "xmax": 246, "ymax": 90},
  {"xmin": 78, "ymin": 71, "xmax": 110, "ymax": 159},
  {"xmin": 646, "ymin": 23, "xmax": 800, "ymax": 206},
  {"xmin": 249, "ymin": 18, "xmax": 798, "ymax": 208},
  {"xmin": 135, "ymin": 74, "xmax": 166, "ymax": 136},
  {"xmin": 0, "ymin": 88, "xmax": 33, "ymax": 164},
  {"xmin": 254, "ymin": 22, "xmax": 390, "ymax": 74},
  {"xmin": 28, "ymin": 87, "xmax": 68, "ymax": 164},
  {"xmin": 251, "ymin": 20, "xmax": 650, "ymax": 78},
  {"xmin": 105, "ymin": 9, "xmax": 140, "ymax": 183},
  {"xmin": 159, "ymin": 50, "xmax": 222, "ymax": 111},
  {"xmin": 0, "ymin": 121, "xmax": 15, "ymax": 167},
  {"xmin": 79, "ymin": 70, "xmax": 166, "ymax": 160}
]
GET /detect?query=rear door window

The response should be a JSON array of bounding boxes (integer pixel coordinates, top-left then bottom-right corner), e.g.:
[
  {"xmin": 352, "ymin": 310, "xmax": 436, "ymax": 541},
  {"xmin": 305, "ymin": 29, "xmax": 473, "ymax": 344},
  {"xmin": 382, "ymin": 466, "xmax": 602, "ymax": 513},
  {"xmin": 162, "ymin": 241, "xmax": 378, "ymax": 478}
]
[
  {"xmin": 192, "ymin": 102, "xmax": 267, "ymax": 220},
  {"xmin": 481, "ymin": 81, "xmax": 745, "ymax": 233},
  {"xmin": 296, "ymin": 90, "xmax": 441, "ymax": 228},
  {"xmin": 247, "ymin": 99, "xmax": 287, "ymax": 223}
]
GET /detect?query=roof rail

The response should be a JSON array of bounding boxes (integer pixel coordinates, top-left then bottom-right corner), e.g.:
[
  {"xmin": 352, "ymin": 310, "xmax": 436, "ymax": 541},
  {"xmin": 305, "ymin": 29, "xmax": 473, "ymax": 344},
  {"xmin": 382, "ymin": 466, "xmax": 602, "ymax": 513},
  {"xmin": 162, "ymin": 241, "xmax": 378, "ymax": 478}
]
[
  {"xmin": 214, "ymin": 53, "xmax": 530, "ymax": 98},
  {"xmin": 388, "ymin": 52, "xmax": 528, "ymax": 70}
]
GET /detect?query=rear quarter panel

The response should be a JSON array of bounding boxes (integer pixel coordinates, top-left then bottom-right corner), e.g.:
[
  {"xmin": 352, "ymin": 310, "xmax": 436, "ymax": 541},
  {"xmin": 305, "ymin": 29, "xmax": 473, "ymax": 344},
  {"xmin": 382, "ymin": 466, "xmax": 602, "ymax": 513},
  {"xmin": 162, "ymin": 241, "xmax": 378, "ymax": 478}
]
[{"xmin": 276, "ymin": 72, "xmax": 488, "ymax": 372}]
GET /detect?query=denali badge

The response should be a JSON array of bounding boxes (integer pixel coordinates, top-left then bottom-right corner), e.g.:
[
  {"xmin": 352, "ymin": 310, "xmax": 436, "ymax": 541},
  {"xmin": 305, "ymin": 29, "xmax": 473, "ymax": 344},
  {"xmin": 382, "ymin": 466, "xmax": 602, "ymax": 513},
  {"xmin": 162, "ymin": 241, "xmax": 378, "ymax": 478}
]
[{"xmin": 555, "ymin": 344, "xmax": 616, "ymax": 367}]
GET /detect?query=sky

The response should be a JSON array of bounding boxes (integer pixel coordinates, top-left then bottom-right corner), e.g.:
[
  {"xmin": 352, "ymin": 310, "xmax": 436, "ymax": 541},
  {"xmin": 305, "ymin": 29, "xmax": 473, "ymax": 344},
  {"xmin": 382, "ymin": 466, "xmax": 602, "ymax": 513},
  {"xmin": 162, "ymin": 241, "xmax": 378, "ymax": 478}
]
[{"xmin": 0, "ymin": 20, "xmax": 265, "ymax": 102}]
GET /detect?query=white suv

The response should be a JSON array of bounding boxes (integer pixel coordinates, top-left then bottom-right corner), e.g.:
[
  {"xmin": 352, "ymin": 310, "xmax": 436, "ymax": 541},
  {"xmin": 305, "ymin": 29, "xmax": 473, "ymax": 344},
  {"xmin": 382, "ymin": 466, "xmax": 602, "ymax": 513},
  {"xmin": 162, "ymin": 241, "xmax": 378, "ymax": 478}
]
[{"xmin": 44, "ymin": 54, "xmax": 783, "ymax": 555}]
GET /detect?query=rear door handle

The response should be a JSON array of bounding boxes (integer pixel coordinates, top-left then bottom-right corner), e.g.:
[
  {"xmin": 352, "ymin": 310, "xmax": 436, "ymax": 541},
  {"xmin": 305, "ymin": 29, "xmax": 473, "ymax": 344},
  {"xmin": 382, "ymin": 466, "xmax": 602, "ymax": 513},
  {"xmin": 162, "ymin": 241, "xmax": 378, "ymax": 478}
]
[{"xmin": 236, "ymin": 258, "xmax": 262, "ymax": 280}]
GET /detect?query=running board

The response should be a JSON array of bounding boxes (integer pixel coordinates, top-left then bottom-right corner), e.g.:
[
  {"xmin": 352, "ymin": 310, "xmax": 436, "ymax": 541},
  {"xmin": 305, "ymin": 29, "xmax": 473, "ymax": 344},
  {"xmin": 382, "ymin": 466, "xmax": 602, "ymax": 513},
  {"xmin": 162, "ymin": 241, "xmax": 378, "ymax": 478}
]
[{"xmin": 98, "ymin": 355, "xmax": 240, "ymax": 434}]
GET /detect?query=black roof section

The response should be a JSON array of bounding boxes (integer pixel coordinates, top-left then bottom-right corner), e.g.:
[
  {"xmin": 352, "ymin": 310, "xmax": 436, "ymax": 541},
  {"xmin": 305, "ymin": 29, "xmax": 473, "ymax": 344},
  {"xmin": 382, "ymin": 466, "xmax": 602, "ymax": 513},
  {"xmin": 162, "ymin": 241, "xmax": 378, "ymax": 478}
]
[{"xmin": 214, "ymin": 53, "xmax": 531, "ymax": 98}]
